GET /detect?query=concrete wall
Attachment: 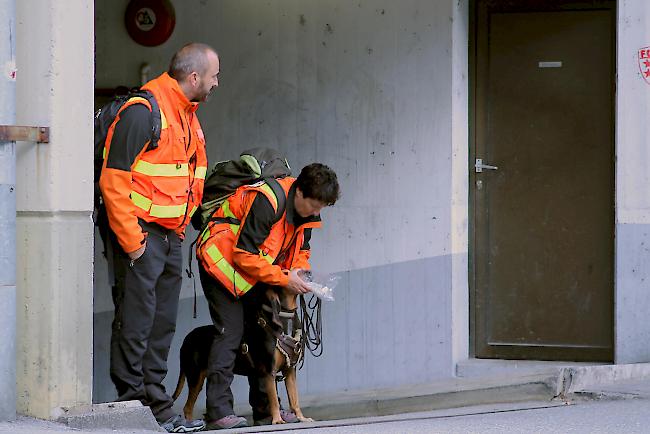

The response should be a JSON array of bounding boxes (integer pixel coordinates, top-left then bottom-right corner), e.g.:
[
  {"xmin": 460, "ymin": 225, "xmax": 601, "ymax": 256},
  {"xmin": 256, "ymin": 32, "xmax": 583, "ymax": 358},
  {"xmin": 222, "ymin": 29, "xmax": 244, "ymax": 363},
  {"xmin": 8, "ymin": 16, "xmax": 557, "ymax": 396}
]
[
  {"xmin": 0, "ymin": 0, "xmax": 17, "ymax": 421},
  {"xmin": 15, "ymin": 0, "xmax": 94, "ymax": 418},
  {"xmin": 450, "ymin": 0, "xmax": 469, "ymax": 367},
  {"xmin": 93, "ymin": 0, "xmax": 468, "ymax": 412},
  {"xmin": 615, "ymin": 0, "xmax": 650, "ymax": 363}
]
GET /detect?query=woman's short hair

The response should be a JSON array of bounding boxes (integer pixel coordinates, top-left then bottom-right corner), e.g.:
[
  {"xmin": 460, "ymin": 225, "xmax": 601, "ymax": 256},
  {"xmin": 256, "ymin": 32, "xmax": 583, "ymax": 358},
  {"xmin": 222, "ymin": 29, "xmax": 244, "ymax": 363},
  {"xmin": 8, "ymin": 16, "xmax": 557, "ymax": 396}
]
[{"xmin": 295, "ymin": 163, "xmax": 340, "ymax": 206}]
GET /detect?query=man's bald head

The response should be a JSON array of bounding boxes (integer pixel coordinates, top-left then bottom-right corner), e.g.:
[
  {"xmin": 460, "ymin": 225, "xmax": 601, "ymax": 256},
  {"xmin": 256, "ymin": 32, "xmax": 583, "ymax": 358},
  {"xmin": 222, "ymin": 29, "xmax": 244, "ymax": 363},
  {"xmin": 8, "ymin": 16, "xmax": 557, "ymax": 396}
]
[
  {"xmin": 168, "ymin": 43, "xmax": 220, "ymax": 102},
  {"xmin": 168, "ymin": 43, "xmax": 218, "ymax": 81}
]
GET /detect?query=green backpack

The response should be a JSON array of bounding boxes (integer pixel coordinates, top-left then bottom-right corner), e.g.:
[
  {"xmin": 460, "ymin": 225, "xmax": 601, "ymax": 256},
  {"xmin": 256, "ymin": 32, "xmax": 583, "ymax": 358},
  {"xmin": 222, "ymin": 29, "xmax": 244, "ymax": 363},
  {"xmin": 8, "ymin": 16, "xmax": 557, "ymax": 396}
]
[{"xmin": 191, "ymin": 147, "xmax": 292, "ymax": 233}]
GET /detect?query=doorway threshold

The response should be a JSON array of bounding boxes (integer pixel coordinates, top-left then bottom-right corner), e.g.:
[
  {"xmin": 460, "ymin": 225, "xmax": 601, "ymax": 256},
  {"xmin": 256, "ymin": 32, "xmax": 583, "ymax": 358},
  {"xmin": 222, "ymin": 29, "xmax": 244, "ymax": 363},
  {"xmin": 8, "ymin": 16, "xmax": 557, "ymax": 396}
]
[{"xmin": 457, "ymin": 358, "xmax": 606, "ymax": 379}]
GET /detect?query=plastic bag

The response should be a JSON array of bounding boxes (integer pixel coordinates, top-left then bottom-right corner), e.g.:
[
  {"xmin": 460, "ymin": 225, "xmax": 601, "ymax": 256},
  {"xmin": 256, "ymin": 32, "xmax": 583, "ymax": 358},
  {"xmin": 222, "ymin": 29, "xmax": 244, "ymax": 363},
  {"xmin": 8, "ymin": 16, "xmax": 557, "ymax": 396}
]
[{"xmin": 298, "ymin": 270, "xmax": 340, "ymax": 301}]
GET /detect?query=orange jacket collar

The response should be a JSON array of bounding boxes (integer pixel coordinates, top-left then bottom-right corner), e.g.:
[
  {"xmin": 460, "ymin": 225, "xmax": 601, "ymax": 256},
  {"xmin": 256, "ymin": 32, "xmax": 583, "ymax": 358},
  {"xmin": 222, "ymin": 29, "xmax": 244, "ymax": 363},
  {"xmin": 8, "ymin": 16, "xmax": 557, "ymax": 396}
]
[{"xmin": 145, "ymin": 72, "xmax": 199, "ymax": 113}]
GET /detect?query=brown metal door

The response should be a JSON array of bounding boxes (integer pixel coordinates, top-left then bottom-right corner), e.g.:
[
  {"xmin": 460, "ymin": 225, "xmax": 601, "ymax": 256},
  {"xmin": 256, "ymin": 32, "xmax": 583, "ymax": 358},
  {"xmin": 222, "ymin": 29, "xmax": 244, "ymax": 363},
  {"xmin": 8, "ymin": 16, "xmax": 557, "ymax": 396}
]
[{"xmin": 472, "ymin": 3, "xmax": 615, "ymax": 361}]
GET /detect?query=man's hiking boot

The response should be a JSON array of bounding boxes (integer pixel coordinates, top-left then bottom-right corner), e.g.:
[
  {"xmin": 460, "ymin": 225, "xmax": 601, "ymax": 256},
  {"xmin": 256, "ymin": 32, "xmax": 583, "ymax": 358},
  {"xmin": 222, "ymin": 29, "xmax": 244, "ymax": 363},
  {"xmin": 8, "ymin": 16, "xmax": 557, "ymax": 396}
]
[
  {"xmin": 253, "ymin": 409, "xmax": 300, "ymax": 425},
  {"xmin": 159, "ymin": 414, "xmax": 205, "ymax": 433},
  {"xmin": 205, "ymin": 414, "xmax": 248, "ymax": 430}
]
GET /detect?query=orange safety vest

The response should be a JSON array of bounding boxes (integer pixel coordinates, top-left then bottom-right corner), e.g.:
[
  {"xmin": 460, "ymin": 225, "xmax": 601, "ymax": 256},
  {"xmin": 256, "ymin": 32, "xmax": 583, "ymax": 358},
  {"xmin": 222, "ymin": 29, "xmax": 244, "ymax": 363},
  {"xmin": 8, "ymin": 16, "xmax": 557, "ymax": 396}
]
[
  {"xmin": 196, "ymin": 177, "xmax": 321, "ymax": 297},
  {"xmin": 101, "ymin": 73, "xmax": 208, "ymax": 252}
]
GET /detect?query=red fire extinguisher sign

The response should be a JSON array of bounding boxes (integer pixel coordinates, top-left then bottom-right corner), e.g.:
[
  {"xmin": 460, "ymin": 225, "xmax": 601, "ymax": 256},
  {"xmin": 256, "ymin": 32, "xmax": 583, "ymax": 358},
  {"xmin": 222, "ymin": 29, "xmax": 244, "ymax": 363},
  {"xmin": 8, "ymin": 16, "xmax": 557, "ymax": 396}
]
[{"xmin": 124, "ymin": 0, "xmax": 176, "ymax": 47}]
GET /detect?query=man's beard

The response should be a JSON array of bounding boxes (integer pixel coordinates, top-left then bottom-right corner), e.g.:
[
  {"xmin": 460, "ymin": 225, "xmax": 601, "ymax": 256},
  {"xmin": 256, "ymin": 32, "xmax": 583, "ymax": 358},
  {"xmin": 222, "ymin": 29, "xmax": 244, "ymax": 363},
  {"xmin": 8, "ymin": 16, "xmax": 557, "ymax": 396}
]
[{"xmin": 192, "ymin": 86, "xmax": 214, "ymax": 103}]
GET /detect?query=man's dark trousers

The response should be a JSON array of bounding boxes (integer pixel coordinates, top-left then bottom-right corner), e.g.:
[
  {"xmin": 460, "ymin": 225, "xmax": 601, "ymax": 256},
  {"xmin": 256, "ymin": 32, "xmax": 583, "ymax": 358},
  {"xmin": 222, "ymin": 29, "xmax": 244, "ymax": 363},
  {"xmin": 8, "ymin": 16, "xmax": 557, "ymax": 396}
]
[{"xmin": 110, "ymin": 222, "xmax": 182, "ymax": 422}]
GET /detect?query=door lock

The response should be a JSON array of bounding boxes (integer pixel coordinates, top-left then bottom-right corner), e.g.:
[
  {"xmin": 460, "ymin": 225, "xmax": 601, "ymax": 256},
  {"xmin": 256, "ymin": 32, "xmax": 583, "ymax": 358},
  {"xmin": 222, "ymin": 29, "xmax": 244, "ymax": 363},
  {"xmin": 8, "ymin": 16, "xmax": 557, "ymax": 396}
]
[{"xmin": 475, "ymin": 158, "xmax": 498, "ymax": 173}]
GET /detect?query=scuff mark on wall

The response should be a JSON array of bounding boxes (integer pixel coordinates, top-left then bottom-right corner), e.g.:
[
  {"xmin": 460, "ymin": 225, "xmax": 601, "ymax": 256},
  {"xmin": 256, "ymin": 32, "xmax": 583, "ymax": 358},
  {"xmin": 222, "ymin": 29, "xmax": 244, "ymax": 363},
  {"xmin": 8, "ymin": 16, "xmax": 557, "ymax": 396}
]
[
  {"xmin": 4, "ymin": 60, "xmax": 16, "ymax": 81},
  {"xmin": 6, "ymin": 19, "xmax": 16, "ymax": 81}
]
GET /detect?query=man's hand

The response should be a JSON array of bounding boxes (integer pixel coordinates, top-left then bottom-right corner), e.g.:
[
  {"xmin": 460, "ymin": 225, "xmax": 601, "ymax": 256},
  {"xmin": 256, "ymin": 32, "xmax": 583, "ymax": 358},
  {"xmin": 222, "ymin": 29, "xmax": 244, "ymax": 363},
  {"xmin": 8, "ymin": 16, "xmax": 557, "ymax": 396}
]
[
  {"xmin": 128, "ymin": 242, "xmax": 146, "ymax": 261},
  {"xmin": 285, "ymin": 269, "xmax": 312, "ymax": 295}
]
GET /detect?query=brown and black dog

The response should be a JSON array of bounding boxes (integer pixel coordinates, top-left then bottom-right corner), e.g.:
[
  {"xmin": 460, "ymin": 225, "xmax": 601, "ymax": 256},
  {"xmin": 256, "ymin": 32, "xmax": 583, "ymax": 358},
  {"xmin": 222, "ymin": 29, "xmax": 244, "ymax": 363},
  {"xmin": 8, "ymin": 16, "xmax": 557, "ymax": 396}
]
[{"xmin": 172, "ymin": 287, "xmax": 314, "ymax": 425}]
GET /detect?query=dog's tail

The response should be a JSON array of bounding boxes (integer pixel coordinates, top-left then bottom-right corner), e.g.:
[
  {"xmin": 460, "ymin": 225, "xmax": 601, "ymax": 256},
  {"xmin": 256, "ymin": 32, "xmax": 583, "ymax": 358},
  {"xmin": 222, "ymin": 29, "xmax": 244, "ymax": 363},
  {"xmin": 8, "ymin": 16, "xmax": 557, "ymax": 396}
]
[{"xmin": 171, "ymin": 369, "xmax": 185, "ymax": 401}]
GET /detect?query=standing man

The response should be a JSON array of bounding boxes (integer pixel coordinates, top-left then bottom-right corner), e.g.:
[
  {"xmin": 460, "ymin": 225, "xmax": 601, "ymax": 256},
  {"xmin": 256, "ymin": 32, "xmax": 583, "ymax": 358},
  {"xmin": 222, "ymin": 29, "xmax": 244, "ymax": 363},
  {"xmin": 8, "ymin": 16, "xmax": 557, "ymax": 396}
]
[
  {"xmin": 99, "ymin": 43, "xmax": 219, "ymax": 433},
  {"xmin": 196, "ymin": 163, "xmax": 340, "ymax": 429}
]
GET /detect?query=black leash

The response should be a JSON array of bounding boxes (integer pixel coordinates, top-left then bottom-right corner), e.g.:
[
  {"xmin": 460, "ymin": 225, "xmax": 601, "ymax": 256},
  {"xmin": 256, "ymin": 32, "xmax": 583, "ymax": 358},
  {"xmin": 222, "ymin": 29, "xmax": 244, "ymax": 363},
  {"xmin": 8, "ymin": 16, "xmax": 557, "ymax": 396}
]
[
  {"xmin": 185, "ymin": 237, "xmax": 199, "ymax": 319},
  {"xmin": 298, "ymin": 293, "xmax": 323, "ymax": 369}
]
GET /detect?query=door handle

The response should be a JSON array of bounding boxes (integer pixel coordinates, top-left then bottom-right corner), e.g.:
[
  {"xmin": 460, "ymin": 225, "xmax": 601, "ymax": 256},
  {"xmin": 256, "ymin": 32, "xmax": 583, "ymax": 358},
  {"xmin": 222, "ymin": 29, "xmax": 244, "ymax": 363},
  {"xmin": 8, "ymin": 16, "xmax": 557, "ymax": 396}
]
[{"xmin": 475, "ymin": 158, "xmax": 498, "ymax": 173}]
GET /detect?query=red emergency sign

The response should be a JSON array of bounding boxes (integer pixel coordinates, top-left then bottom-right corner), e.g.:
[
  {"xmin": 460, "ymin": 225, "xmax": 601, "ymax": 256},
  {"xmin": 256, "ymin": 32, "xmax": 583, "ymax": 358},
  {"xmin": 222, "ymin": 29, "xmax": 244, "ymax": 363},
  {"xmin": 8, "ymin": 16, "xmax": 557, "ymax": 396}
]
[
  {"xmin": 124, "ymin": 0, "xmax": 176, "ymax": 47},
  {"xmin": 639, "ymin": 47, "xmax": 650, "ymax": 84}
]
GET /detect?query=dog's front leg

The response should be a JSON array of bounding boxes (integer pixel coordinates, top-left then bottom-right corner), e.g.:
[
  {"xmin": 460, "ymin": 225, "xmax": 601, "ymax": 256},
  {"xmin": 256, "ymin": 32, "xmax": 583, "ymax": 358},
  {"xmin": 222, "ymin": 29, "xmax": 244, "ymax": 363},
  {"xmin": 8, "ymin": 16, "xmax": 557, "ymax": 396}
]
[
  {"xmin": 263, "ymin": 374, "xmax": 284, "ymax": 424},
  {"xmin": 284, "ymin": 368, "xmax": 313, "ymax": 422}
]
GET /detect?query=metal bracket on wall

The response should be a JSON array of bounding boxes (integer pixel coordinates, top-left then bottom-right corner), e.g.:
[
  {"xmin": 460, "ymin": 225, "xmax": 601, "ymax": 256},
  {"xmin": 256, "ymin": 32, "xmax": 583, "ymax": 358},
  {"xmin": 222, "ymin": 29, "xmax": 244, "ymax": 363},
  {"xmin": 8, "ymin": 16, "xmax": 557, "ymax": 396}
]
[{"xmin": 0, "ymin": 125, "xmax": 50, "ymax": 143}]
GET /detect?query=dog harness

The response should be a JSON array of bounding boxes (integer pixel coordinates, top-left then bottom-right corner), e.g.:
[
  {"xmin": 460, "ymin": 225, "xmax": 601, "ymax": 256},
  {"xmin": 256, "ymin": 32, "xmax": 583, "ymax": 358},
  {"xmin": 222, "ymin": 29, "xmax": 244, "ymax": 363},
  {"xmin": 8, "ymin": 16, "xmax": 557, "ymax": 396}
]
[{"xmin": 258, "ymin": 304, "xmax": 304, "ymax": 371}]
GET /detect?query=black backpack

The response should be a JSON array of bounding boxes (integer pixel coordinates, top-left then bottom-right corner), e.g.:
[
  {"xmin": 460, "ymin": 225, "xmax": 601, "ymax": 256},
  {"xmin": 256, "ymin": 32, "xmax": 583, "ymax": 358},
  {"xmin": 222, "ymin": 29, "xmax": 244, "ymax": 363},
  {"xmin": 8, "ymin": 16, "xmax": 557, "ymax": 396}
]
[
  {"xmin": 93, "ymin": 89, "xmax": 162, "ymax": 254},
  {"xmin": 191, "ymin": 147, "xmax": 292, "ymax": 233}
]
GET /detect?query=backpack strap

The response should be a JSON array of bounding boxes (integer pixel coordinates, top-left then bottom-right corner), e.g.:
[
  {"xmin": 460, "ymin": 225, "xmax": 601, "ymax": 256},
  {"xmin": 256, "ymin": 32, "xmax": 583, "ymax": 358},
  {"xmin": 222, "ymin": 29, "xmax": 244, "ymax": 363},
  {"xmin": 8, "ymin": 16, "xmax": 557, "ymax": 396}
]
[
  {"xmin": 133, "ymin": 90, "xmax": 161, "ymax": 151},
  {"xmin": 264, "ymin": 177, "xmax": 287, "ymax": 223}
]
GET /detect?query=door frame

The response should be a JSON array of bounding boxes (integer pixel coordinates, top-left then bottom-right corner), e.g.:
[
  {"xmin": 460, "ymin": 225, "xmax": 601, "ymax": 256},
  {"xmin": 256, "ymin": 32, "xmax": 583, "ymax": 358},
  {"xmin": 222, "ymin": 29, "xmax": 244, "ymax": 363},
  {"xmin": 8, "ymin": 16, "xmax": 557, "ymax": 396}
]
[{"xmin": 468, "ymin": 0, "xmax": 617, "ymax": 361}]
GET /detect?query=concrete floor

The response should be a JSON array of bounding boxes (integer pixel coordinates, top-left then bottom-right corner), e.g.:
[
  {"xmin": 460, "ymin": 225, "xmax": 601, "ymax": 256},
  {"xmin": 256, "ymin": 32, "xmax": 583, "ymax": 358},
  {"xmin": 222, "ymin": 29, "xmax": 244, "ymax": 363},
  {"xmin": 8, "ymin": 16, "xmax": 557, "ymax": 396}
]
[{"xmin": 5, "ymin": 361, "xmax": 650, "ymax": 434}]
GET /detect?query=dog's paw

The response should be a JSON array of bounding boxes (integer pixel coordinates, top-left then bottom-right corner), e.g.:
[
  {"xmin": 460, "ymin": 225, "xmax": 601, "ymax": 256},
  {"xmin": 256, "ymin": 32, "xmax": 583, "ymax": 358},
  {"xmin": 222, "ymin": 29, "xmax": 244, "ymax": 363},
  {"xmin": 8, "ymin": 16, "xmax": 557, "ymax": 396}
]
[
  {"xmin": 272, "ymin": 418, "xmax": 286, "ymax": 425},
  {"xmin": 298, "ymin": 417, "xmax": 314, "ymax": 423}
]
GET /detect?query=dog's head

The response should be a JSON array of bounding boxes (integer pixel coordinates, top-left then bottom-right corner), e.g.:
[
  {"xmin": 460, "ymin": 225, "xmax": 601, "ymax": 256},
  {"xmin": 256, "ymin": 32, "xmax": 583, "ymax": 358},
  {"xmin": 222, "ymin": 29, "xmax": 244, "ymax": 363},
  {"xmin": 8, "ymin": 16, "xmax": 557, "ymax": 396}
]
[{"xmin": 253, "ymin": 289, "xmax": 304, "ymax": 372}]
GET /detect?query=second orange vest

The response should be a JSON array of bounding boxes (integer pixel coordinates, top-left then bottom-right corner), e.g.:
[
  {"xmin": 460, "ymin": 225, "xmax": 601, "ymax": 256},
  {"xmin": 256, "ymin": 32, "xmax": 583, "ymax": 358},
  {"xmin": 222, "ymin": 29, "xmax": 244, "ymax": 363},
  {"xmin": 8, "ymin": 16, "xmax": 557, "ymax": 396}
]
[{"xmin": 196, "ymin": 177, "xmax": 321, "ymax": 297}]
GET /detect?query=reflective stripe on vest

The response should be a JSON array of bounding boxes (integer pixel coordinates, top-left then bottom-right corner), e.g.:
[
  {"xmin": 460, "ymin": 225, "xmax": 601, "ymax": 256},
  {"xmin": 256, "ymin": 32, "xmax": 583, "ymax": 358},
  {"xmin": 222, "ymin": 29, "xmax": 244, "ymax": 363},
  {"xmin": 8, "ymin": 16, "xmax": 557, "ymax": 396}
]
[
  {"xmin": 261, "ymin": 252, "xmax": 274, "ymax": 264},
  {"xmin": 151, "ymin": 202, "xmax": 187, "ymax": 218},
  {"xmin": 134, "ymin": 160, "xmax": 189, "ymax": 177},
  {"xmin": 205, "ymin": 244, "xmax": 275, "ymax": 296},
  {"xmin": 131, "ymin": 190, "xmax": 188, "ymax": 218},
  {"xmin": 257, "ymin": 183, "xmax": 278, "ymax": 210},
  {"xmin": 221, "ymin": 200, "xmax": 241, "ymax": 234},
  {"xmin": 206, "ymin": 245, "xmax": 254, "ymax": 294},
  {"xmin": 195, "ymin": 166, "xmax": 207, "ymax": 180},
  {"xmin": 201, "ymin": 226, "xmax": 211, "ymax": 243},
  {"xmin": 159, "ymin": 108, "xmax": 168, "ymax": 129},
  {"xmin": 131, "ymin": 191, "xmax": 152, "ymax": 211}
]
